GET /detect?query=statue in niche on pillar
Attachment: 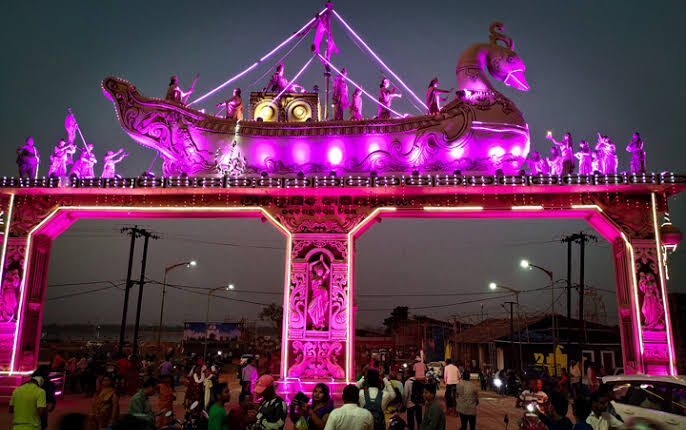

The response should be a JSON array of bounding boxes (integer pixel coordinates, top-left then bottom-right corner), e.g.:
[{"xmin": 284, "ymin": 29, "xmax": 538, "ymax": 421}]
[
  {"xmin": 639, "ymin": 272, "xmax": 664, "ymax": 329},
  {"xmin": 307, "ymin": 254, "xmax": 330, "ymax": 330},
  {"xmin": 0, "ymin": 268, "xmax": 21, "ymax": 322}
]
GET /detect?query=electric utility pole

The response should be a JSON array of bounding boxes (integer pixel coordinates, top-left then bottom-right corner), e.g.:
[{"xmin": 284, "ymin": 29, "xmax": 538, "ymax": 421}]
[
  {"xmin": 132, "ymin": 228, "xmax": 158, "ymax": 356},
  {"xmin": 119, "ymin": 226, "xmax": 139, "ymax": 356},
  {"xmin": 574, "ymin": 232, "xmax": 597, "ymax": 367}
]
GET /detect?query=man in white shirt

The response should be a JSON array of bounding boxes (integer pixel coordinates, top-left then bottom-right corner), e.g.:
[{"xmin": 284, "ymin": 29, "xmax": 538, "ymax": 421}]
[
  {"xmin": 443, "ymin": 359, "xmax": 460, "ymax": 416},
  {"xmin": 325, "ymin": 385, "xmax": 373, "ymax": 430},
  {"xmin": 586, "ymin": 391, "xmax": 623, "ymax": 430}
]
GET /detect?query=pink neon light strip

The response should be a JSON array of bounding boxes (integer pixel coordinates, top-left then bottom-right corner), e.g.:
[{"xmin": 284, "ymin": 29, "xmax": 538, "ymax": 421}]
[
  {"xmin": 267, "ymin": 55, "xmax": 316, "ymax": 111},
  {"xmin": 651, "ymin": 193, "xmax": 676, "ymax": 375},
  {"xmin": 332, "ymin": 10, "xmax": 427, "ymax": 112},
  {"xmin": 190, "ymin": 9, "xmax": 327, "ymax": 106},
  {"xmin": 317, "ymin": 54, "xmax": 403, "ymax": 118}
]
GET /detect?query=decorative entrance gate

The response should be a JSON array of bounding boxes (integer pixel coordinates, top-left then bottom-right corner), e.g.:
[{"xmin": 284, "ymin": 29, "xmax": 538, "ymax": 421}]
[{"xmin": 0, "ymin": 173, "xmax": 683, "ymax": 397}]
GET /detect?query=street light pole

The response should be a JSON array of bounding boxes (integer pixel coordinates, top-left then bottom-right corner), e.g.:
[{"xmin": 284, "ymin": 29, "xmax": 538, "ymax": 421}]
[
  {"xmin": 490, "ymin": 283, "xmax": 523, "ymax": 374},
  {"xmin": 521, "ymin": 260, "xmax": 557, "ymax": 376},
  {"xmin": 157, "ymin": 260, "xmax": 196, "ymax": 347},
  {"xmin": 203, "ymin": 283, "xmax": 234, "ymax": 363}
]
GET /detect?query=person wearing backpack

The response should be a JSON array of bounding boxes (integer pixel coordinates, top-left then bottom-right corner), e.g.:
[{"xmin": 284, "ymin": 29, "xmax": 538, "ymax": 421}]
[
  {"xmin": 403, "ymin": 369, "xmax": 425, "ymax": 430},
  {"xmin": 356, "ymin": 369, "xmax": 395, "ymax": 430}
]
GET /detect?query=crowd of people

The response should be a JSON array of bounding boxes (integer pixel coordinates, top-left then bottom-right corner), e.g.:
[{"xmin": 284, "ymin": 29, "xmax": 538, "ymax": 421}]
[{"xmin": 7, "ymin": 347, "xmax": 646, "ymax": 430}]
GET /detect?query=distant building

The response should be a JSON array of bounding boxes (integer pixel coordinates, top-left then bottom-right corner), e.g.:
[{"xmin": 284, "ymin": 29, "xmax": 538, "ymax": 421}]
[{"xmin": 451, "ymin": 314, "xmax": 621, "ymax": 375}]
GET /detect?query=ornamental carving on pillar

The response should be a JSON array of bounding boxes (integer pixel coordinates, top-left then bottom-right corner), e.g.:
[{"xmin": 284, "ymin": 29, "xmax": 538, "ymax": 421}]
[
  {"xmin": 276, "ymin": 213, "xmax": 366, "ymax": 234},
  {"xmin": 1, "ymin": 243, "xmax": 26, "ymax": 322},
  {"xmin": 10, "ymin": 196, "xmax": 71, "ymax": 237}
]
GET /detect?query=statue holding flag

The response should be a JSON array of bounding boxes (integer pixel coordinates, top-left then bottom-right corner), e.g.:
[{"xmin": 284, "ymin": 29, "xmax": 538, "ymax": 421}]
[{"xmin": 332, "ymin": 68, "xmax": 349, "ymax": 120}]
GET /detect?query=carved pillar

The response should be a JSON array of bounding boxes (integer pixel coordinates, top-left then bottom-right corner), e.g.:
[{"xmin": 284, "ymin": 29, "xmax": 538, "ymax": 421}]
[
  {"xmin": 283, "ymin": 234, "xmax": 350, "ymax": 384},
  {"xmin": 628, "ymin": 239, "xmax": 675, "ymax": 375},
  {"xmin": 15, "ymin": 235, "xmax": 52, "ymax": 372}
]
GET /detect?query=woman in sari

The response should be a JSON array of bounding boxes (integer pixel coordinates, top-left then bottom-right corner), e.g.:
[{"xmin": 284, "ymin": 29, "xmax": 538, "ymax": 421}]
[{"xmin": 88, "ymin": 374, "xmax": 119, "ymax": 430}]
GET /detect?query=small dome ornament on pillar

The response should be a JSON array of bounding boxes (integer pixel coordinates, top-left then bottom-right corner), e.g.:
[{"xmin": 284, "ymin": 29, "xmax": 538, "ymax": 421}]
[{"xmin": 660, "ymin": 213, "xmax": 682, "ymax": 251}]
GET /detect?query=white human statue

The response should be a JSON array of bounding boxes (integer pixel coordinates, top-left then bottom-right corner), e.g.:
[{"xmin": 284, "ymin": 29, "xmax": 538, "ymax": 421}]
[
  {"xmin": 594, "ymin": 133, "xmax": 618, "ymax": 174},
  {"xmin": 332, "ymin": 68, "xmax": 349, "ymax": 120},
  {"xmin": 70, "ymin": 144, "xmax": 97, "ymax": 178},
  {"xmin": 48, "ymin": 139, "xmax": 76, "ymax": 177},
  {"xmin": 349, "ymin": 88, "xmax": 363, "ymax": 120},
  {"xmin": 377, "ymin": 78, "xmax": 401, "ymax": 120},
  {"xmin": 546, "ymin": 131, "xmax": 575, "ymax": 175},
  {"xmin": 16, "ymin": 137, "xmax": 40, "ymax": 179},
  {"xmin": 101, "ymin": 148, "xmax": 128, "ymax": 178},
  {"xmin": 575, "ymin": 140, "xmax": 593, "ymax": 175}
]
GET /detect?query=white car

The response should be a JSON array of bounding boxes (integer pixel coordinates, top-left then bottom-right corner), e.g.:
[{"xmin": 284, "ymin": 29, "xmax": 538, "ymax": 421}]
[
  {"xmin": 602, "ymin": 374, "xmax": 686, "ymax": 429},
  {"xmin": 427, "ymin": 361, "xmax": 445, "ymax": 378}
]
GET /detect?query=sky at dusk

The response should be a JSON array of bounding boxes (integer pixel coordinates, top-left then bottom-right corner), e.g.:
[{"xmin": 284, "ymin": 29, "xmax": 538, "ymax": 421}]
[{"xmin": 2, "ymin": 0, "xmax": 685, "ymax": 329}]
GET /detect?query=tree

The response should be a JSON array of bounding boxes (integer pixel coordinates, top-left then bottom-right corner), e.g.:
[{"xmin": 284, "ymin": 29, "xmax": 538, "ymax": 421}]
[
  {"xmin": 383, "ymin": 306, "xmax": 409, "ymax": 335},
  {"xmin": 259, "ymin": 303, "xmax": 283, "ymax": 332}
]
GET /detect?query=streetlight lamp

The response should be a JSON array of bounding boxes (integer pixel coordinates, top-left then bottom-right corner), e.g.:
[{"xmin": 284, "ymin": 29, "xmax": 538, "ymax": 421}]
[
  {"xmin": 157, "ymin": 260, "xmax": 197, "ymax": 346},
  {"xmin": 489, "ymin": 282, "xmax": 523, "ymax": 373},
  {"xmin": 204, "ymin": 284, "xmax": 234, "ymax": 363},
  {"xmin": 520, "ymin": 259, "xmax": 558, "ymax": 375}
]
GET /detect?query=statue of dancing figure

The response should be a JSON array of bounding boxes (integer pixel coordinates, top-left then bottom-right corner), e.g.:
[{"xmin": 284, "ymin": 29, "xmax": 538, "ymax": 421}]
[
  {"xmin": 626, "ymin": 131, "xmax": 646, "ymax": 174},
  {"xmin": 639, "ymin": 272, "xmax": 664, "ymax": 329},
  {"xmin": 526, "ymin": 151, "xmax": 550, "ymax": 175},
  {"xmin": 307, "ymin": 254, "xmax": 330, "ymax": 330},
  {"xmin": 594, "ymin": 133, "xmax": 618, "ymax": 174},
  {"xmin": 332, "ymin": 68, "xmax": 349, "ymax": 120},
  {"xmin": 48, "ymin": 139, "xmax": 77, "ymax": 177},
  {"xmin": 266, "ymin": 62, "xmax": 304, "ymax": 93},
  {"xmin": 102, "ymin": 149, "xmax": 128, "ymax": 178},
  {"xmin": 216, "ymin": 88, "xmax": 243, "ymax": 121},
  {"xmin": 16, "ymin": 137, "xmax": 40, "ymax": 179},
  {"xmin": 575, "ymin": 140, "xmax": 593, "ymax": 175},
  {"xmin": 70, "ymin": 144, "xmax": 97, "ymax": 179},
  {"xmin": 349, "ymin": 88, "xmax": 363, "ymax": 121},
  {"xmin": 546, "ymin": 131, "xmax": 575, "ymax": 175},
  {"xmin": 165, "ymin": 76, "xmax": 194, "ymax": 103},
  {"xmin": 377, "ymin": 78, "xmax": 401, "ymax": 120},
  {"xmin": 547, "ymin": 146, "xmax": 563, "ymax": 176},
  {"xmin": 268, "ymin": 63, "xmax": 289, "ymax": 93},
  {"xmin": 426, "ymin": 78, "xmax": 453, "ymax": 114}
]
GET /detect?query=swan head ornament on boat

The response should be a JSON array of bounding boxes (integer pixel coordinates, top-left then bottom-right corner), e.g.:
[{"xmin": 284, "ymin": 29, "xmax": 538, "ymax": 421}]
[
  {"xmin": 457, "ymin": 22, "xmax": 529, "ymax": 93},
  {"xmin": 103, "ymin": 22, "xmax": 531, "ymax": 177}
]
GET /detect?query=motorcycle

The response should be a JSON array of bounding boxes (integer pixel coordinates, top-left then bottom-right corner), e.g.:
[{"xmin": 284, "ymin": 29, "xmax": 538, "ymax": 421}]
[
  {"xmin": 517, "ymin": 400, "xmax": 546, "ymax": 430},
  {"xmin": 159, "ymin": 400, "xmax": 208, "ymax": 430}
]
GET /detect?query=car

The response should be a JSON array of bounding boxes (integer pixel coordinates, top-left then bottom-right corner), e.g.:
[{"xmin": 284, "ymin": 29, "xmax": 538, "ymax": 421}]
[{"xmin": 602, "ymin": 374, "xmax": 686, "ymax": 429}]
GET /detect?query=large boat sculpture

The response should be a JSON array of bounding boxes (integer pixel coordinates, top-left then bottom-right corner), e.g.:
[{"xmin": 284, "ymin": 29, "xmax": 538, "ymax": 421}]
[{"xmin": 103, "ymin": 22, "xmax": 530, "ymax": 177}]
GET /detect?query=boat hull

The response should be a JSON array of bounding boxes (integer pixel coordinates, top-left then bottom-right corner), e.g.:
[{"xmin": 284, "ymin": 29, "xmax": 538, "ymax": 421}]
[{"xmin": 103, "ymin": 77, "xmax": 529, "ymax": 177}]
